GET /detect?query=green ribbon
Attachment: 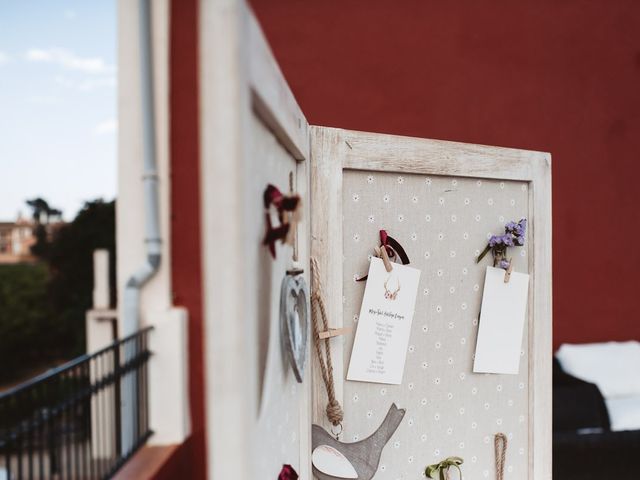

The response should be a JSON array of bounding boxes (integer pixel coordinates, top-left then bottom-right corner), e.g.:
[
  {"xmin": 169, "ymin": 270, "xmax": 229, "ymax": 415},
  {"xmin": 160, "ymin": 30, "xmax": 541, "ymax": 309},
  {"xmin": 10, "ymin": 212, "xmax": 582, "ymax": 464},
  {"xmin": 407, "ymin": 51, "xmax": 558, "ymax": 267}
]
[{"xmin": 425, "ymin": 456, "xmax": 464, "ymax": 480}]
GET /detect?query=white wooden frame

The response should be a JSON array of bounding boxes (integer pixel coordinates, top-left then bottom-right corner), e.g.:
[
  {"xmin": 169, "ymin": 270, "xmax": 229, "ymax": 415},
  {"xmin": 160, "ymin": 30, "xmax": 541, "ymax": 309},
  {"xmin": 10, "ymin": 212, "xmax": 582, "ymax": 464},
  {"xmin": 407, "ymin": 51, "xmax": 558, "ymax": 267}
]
[
  {"xmin": 310, "ymin": 127, "xmax": 552, "ymax": 480},
  {"xmin": 199, "ymin": 1, "xmax": 311, "ymax": 479},
  {"xmin": 200, "ymin": 0, "xmax": 552, "ymax": 477}
]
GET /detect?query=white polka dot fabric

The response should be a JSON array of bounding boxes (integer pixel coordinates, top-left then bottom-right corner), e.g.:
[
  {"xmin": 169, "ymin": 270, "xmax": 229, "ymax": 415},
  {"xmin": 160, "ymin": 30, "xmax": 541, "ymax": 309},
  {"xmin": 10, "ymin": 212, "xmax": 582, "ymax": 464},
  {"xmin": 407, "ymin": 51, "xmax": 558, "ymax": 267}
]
[
  {"xmin": 341, "ymin": 171, "xmax": 530, "ymax": 479},
  {"xmin": 248, "ymin": 115, "xmax": 303, "ymax": 476}
]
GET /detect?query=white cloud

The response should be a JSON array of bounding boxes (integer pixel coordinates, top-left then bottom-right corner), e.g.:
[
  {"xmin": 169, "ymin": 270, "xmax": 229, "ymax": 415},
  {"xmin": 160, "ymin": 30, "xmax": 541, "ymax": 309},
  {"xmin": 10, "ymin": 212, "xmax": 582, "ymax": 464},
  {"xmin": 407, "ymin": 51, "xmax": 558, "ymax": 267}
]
[
  {"xmin": 26, "ymin": 48, "xmax": 114, "ymax": 75},
  {"xmin": 64, "ymin": 9, "xmax": 77, "ymax": 20},
  {"xmin": 54, "ymin": 75, "xmax": 74, "ymax": 88},
  {"xmin": 55, "ymin": 74, "xmax": 117, "ymax": 91},
  {"xmin": 27, "ymin": 95, "xmax": 62, "ymax": 105},
  {"xmin": 0, "ymin": 51, "xmax": 10, "ymax": 65},
  {"xmin": 94, "ymin": 119, "xmax": 118, "ymax": 135},
  {"xmin": 79, "ymin": 77, "xmax": 117, "ymax": 91}
]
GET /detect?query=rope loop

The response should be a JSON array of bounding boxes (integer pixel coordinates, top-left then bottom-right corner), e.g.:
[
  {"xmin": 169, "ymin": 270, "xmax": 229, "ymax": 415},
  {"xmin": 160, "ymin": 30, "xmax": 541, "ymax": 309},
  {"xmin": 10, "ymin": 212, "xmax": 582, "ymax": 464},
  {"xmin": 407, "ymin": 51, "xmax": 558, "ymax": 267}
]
[
  {"xmin": 310, "ymin": 257, "xmax": 344, "ymax": 428},
  {"xmin": 494, "ymin": 433, "xmax": 507, "ymax": 480}
]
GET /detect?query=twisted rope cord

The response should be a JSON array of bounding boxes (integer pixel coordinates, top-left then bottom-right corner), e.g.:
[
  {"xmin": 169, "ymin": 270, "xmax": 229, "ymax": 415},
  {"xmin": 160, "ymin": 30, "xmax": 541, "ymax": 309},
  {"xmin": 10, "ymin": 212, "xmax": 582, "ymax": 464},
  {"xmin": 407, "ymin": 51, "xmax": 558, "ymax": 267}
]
[
  {"xmin": 310, "ymin": 257, "xmax": 344, "ymax": 426},
  {"xmin": 494, "ymin": 433, "xmax": 507, "ymax": 480}
]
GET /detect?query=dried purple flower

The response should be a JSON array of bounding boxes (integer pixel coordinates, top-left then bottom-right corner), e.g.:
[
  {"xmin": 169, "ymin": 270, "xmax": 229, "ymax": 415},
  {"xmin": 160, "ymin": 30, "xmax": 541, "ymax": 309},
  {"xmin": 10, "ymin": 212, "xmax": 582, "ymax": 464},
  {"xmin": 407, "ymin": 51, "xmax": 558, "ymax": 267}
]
[
  {"xmin": 477, "ymin": 218, "xmax": 527, "ymax": 264},
  {"xmin": 506, "ymin": 219, "xmax": 527, "ymax": 237},
  {"xmin": 518, "ymin": 218, "xmax": 527, "ymax": 235},
  {"xmin": 502, "ymin": 234, "xmax": 514, "ymax": 247},
  {"xmin": 505, "ymin": 221, "xmax": 518, "ymax": 233},
  {"xmin": 499, "ymin": 259, "xmax": 511, "ymax": 269}
]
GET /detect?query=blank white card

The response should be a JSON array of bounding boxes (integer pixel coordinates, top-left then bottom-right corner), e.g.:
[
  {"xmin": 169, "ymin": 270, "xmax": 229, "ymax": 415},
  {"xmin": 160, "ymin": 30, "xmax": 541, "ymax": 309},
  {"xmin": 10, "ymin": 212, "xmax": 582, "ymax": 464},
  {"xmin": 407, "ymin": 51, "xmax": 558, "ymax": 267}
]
[{"xmin": 473, "ymin": 266, "xmax": 530, "ymax": 375}]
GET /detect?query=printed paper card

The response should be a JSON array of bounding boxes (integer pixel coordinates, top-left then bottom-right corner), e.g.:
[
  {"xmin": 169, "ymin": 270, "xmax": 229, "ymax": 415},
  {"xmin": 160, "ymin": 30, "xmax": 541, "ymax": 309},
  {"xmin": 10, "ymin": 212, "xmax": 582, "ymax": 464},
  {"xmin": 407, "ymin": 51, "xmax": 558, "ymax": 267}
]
[
  {"xmin": 347, "ymin": 257, "xmax": 421, "ymax": 384},
  {"xmin": 473, "ymin": 266, "xmax": 530, "ymax": 375}
]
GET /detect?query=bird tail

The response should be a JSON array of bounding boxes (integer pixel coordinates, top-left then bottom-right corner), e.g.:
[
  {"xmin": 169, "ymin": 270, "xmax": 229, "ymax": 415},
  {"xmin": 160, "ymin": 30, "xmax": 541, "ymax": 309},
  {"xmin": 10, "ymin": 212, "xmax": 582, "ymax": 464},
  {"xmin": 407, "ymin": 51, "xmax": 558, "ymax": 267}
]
[{"xmin": 374, "ymin": 403, "xmax": 405, "ymax": 444}]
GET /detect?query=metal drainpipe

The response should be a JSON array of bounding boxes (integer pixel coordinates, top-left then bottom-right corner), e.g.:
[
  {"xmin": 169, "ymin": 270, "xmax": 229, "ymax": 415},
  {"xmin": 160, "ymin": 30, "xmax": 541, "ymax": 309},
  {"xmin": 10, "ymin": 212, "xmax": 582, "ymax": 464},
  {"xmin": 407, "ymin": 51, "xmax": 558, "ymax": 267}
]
[
  {"xmin": 122, "ymin": 0, "xmax": 161, "ymax": 338},
  {"xmin": 121, "ymin": 0, "xmax": 160, "ymax": 454}
]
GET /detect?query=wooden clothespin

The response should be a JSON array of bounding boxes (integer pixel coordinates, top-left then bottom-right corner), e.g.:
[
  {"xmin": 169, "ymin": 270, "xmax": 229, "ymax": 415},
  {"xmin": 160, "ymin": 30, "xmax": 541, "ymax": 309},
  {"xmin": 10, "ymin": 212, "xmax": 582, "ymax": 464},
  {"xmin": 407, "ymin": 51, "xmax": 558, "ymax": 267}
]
[
  {"xmin": 503, "ymin": 258, "xmax": 513, "ymax": 283},
  {"xmin": 318, "ymin": 327, "xmax": 352, "ymax": 340},
  {"xmin": 374, "ymin": 245, "xmax": 394, "ymax": 272}
]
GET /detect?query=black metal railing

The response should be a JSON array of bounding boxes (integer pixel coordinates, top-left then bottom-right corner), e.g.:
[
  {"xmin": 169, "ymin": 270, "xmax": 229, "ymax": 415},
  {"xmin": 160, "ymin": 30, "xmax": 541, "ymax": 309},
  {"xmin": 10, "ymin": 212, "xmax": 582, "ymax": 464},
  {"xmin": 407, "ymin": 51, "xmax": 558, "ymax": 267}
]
[{"xmin": 0, "ymin": 327, "xmax": 153, "ymax": 480}]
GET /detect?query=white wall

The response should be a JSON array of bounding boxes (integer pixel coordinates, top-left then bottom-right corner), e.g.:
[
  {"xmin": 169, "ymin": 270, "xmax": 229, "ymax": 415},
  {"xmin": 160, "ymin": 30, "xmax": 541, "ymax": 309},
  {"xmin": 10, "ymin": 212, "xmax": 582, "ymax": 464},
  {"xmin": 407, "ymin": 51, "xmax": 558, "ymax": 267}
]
[{"xmin": 117, "ymin": 0, "xmax": 190, "ymax": 446}]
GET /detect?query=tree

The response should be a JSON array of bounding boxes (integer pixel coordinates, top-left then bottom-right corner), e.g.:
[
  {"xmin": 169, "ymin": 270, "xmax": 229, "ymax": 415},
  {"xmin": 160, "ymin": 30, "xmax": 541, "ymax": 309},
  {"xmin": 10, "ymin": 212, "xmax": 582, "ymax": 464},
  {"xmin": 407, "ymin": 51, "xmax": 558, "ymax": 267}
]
[
  {"xmin": 0, "ymin": 199, "xmax": 115, "ymax": 384},
  {"xmin": 45, "ymin": 200, "xmax": 117, "ymax": 356},
  {"xmin": 26, "ymin": 197, "xmax": 63, "ymax": 259},
  {"xmin": 0, "ymin": 263, "xmax": 49, "ymax": 383},
  {"xmin": 26, "ymin": 197, "xmax": 62, "ymax": 225}
]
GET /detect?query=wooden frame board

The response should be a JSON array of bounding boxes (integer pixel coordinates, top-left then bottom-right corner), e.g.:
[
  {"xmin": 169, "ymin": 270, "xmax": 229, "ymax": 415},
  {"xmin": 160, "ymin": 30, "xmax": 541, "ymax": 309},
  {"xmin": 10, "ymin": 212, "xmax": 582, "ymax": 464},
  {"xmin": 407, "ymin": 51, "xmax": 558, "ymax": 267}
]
[
  {"xmin": 199, "ymin": 1, "xmax": 311, "ymax": 478},
  {"xmin": 310, "ymin": 127, "xmax": 552, "ymax": 479},
  {"xmin": 199, "ymin": 1, "xmax": 552, "ymax": 478}
]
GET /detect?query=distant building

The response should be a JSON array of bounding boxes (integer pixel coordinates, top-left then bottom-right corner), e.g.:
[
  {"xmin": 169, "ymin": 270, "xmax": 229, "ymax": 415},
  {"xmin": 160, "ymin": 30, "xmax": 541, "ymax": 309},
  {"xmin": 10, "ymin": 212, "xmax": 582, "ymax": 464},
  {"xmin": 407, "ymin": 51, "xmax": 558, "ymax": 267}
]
[
  {"xmin": 0, "ymin": 215, "xmax": 63, "ymax": 264},
  {"xmin": 0, "ymin": 216, "xmax": 35, "ymax": 263}
]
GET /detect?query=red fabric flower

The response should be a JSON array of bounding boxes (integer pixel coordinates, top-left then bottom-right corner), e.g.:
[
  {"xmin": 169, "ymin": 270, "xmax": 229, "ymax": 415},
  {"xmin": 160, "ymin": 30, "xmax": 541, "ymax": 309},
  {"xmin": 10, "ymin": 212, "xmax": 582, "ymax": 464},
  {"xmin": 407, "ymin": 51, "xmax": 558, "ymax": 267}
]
[
  {"xmin": 278, "ymin": 464, "xmax": 298, "ymax": 480},
  {"xmin": 262, "ymin": 184, "xmax": 302, "ymax": 258}
]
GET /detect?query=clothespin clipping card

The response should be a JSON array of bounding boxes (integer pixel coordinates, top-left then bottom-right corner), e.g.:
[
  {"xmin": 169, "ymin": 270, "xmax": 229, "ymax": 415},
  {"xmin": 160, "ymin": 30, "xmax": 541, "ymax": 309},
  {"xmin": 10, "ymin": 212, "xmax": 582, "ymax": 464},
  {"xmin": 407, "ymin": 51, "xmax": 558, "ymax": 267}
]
[
  {"xmin": 319, "ymin": 230, "xmax": 409, "ymax": 341},
  {"xmin": 318, "ymin": 327, "xmax": 352, "ymax": 340},
  {"xmin": 503, "ymin": 258, "xmax": 513, "ymax": 283},
  {"xmin": 374, "ymin": 245, "xmax": 394, "ymax": 272},
  {"xmin": 359, "ymin": 230, "xmax": 410, "ymax": 281}
]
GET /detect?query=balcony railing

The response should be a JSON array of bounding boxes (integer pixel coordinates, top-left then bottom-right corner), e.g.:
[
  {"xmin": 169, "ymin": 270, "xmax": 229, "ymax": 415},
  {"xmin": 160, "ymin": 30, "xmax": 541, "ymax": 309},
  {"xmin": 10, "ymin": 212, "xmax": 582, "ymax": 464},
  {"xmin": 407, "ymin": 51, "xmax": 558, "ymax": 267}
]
[{"xmin": 0, "ymin": 327, "xmax": 153, "ymax": 480}]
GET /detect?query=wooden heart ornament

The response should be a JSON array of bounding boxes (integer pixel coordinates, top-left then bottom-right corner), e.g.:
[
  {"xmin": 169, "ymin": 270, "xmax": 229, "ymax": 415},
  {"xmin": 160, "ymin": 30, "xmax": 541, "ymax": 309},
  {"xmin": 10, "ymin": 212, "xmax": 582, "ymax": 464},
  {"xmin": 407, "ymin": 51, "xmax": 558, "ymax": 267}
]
[{"xmin": 280, "ymin": 271, "xmax": 309, "ymax": 382}]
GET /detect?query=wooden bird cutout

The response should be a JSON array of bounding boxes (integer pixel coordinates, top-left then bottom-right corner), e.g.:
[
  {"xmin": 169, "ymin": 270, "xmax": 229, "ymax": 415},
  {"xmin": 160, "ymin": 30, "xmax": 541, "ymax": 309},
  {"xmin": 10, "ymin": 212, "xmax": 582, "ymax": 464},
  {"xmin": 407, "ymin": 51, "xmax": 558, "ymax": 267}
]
[{"xmin": 312, "ymin": 403, "xmax": 406, "ymax": 480}]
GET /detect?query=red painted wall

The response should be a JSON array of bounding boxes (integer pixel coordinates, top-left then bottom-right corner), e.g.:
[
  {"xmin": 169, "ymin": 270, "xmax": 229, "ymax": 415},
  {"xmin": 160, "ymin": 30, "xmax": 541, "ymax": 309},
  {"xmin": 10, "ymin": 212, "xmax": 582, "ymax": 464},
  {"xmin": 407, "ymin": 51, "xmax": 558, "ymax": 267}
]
[
  {"xmin": 168, "ymin": 0, "xmax": 206, "ymax": 478},
  {"xmin": 251, "ymin": 0, "xmax": 640, "ymax": 349}
]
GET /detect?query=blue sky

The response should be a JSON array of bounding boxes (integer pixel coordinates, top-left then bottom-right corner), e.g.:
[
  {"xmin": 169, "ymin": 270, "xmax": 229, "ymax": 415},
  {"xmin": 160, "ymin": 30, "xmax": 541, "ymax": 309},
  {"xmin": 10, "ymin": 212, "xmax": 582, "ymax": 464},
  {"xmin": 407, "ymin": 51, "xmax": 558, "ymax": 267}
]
[{"xmin": 0, "ymin": 0, "xmax": 116, "ymax": 221}]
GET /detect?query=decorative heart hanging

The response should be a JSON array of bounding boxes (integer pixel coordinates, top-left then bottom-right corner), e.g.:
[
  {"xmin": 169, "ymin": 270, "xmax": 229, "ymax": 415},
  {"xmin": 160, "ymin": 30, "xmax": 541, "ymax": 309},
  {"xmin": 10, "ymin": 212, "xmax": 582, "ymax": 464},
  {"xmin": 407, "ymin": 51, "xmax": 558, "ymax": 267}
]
[
  {"xmin": 280, "ymin": 270, "xmax": 309, "ymax": 383},
  {"xmin": 312, "ymin": 403, "xmax": 406, "ymax": 480}
]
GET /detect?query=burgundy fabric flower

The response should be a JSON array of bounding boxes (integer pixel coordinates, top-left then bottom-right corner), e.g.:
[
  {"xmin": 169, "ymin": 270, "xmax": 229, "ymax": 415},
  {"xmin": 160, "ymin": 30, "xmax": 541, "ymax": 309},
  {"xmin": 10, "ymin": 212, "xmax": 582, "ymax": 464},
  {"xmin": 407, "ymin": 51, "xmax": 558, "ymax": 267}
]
[
  {"xmin": 278, "ymin": 465, "xmax": 298, "ymax": 480},
  {"xmin": 262, "ymin": 184, "xmax": 302, "ymax": 258}
]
